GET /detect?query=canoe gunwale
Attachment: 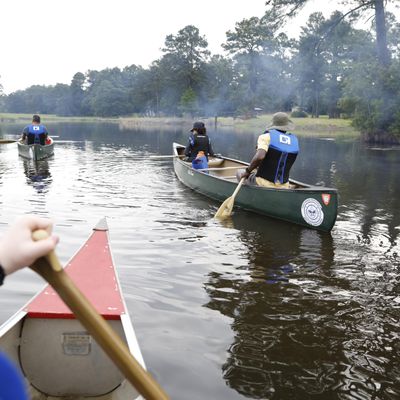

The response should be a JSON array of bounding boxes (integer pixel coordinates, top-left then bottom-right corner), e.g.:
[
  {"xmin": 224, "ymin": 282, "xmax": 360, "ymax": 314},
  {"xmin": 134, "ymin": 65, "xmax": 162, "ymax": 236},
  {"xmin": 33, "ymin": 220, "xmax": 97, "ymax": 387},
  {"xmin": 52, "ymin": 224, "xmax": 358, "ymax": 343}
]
[
  {"xmin": 0, "ymin": 310, "xmax": 26, "ymax": 338},
  {"xmin": 172, "ymin": 142, "xmax": 337, "ymax": 193},
  {"xmin": 0, "ymin": 218, "xmax": 144, "ymax": 399},
  {"xmin": 17, "ymin": 141, "xmax": 54, "ymax": 161},
  {"xmin": 172, "ymin": 142, "xmax": 338, "ymax": 231}
]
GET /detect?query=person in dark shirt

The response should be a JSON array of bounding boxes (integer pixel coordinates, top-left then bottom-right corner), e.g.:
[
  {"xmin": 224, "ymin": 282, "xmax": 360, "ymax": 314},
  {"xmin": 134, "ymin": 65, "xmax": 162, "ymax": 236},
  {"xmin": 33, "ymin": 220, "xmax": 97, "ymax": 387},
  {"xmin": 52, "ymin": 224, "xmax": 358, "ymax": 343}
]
[
  {"xmin": 21, "ymin": 114, "xmax": 49, "ymax": 145},
  {"xmin": 184, "ymin": 121, "xmax": 215, "ymax": 162}
]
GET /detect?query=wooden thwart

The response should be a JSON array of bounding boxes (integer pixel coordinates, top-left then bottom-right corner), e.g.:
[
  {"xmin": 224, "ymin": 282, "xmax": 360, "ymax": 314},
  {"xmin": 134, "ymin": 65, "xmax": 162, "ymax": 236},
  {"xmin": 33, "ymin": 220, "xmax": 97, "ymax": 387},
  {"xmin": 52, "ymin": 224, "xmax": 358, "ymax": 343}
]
[{"xmin": 198, "ymin": 166, "xmax": 243, "ymax": 171}]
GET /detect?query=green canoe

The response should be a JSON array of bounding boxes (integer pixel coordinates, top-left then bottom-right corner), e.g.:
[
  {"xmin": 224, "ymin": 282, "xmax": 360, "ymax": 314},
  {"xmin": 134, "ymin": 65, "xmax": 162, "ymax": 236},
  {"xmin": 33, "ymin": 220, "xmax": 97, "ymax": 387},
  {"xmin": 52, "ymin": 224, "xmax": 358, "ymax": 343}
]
[{"xmin": 173, "ymin": 143, "xmax": 338, "ymax": 232}]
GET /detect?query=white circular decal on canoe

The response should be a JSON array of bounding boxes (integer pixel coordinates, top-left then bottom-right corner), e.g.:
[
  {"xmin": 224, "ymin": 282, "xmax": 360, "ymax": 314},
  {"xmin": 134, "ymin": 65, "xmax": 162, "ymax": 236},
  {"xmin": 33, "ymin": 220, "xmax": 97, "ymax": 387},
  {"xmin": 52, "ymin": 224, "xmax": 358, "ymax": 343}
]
[{"xmin": 301, "ymin": 198, "xmax": 324, "ymax": 226}]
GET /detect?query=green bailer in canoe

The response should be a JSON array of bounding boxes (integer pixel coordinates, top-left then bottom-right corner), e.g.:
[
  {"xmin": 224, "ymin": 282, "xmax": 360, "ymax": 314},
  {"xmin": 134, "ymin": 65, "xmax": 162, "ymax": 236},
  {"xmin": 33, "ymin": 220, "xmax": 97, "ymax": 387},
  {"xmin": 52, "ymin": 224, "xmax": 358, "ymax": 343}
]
[
  {"xmin": 17, "ymin": 137, "xmax": 54, "ymax": 161},
  {"xmin": 173, "ymin": 143, "xmax": 338, "ymax": 232}
]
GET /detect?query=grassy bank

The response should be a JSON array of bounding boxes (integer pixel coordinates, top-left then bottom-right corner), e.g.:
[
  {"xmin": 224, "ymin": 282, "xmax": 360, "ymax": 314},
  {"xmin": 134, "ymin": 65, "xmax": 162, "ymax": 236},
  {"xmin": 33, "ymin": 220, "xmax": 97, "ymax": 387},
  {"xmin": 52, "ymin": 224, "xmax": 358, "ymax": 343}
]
[
  {"xmin": 0, "ymin": 113, "xmax": 118, "ymax": 124},
  {"xmin": 211, "ymin": 114, "xmax": 358, "ymax": 138},
  {"xmin": 0, "ymin": 113, "xmax": 359, "ymax": 138},
  {"xmin": 119, "ymin": 114, "xmax": 359, "ymax": 138}
]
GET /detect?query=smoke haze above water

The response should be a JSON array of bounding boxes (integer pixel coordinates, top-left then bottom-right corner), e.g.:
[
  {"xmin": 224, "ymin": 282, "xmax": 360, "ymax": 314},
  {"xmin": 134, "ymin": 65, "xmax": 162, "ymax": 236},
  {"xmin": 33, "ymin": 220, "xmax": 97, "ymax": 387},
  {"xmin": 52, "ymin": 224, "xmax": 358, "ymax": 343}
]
[{"xmin": 0, "ymin": 0, "xmax": 352, "ymax": 94}]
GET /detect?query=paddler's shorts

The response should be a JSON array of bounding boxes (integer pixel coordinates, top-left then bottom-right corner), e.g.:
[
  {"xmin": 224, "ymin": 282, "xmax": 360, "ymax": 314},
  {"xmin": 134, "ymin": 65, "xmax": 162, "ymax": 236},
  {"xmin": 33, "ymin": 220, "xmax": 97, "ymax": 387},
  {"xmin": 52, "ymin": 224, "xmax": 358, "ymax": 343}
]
[{"xmin": 237, "ymin": 169, "xmax": 290, "ymax": 189}]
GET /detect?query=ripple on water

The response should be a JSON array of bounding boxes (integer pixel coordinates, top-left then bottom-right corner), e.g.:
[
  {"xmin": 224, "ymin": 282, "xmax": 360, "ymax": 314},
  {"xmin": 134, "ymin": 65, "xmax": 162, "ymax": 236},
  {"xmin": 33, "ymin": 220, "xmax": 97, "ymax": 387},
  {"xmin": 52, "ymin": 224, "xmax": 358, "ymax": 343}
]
[{"xmin": 1, "ymin": 130, "xmax": 400, "ymax": 400}]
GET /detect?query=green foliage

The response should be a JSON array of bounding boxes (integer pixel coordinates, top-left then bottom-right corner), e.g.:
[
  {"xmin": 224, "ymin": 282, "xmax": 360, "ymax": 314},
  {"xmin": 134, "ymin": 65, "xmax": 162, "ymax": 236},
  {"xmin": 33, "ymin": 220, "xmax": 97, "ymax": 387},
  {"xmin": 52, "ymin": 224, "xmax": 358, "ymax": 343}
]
[
  {"xmin": 223, "ymin": 17, "xmax": 275, "ymax": 55},
  {"xmin": 161, "ymin": 25, "xmax": 210, "ymax": 107},
  {"xmin": 390, "ymin": 112, "xmax": 400, "ymax": 137},
  {"xmin": 337, "ymin": 97, "xmax": 357, "ymax": 118},
  {"xmin": 342, "ymin": 57, "xmax": 400, "ymax": 140},
  {"xmin": 0, "ymin": 78, "xmax": 4, "ymax": 112},
  {"xmin": 291, "ymin": 110, "xmax": 308, "ymax": 118},
  {"xmin": 179, "ymin": 88, "xmax": 199, "ymax": 116},
  {"xmin": 2, "ymin": 6, "xmax": 400, "ymax": 142}
]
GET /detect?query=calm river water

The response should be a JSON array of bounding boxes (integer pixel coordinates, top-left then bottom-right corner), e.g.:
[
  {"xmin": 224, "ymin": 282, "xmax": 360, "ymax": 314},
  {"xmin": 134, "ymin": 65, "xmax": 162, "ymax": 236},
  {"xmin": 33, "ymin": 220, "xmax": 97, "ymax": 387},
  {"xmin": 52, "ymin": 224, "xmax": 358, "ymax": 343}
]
[{"xmin": 0, "ymin": 122, "xmax": 399, "ymax": 400}]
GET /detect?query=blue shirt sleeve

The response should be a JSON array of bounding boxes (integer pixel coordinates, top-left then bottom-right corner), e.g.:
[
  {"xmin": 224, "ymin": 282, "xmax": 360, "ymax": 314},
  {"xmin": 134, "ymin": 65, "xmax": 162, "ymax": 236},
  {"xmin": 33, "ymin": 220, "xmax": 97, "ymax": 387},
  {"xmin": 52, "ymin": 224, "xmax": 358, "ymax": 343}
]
[
  {"xmin": 184, "ymin": 133, "xmax": 194, "ymax": 156},
  {"xmin": 0, "ymin": 352, "xmax": 29, "ymax": 399}
]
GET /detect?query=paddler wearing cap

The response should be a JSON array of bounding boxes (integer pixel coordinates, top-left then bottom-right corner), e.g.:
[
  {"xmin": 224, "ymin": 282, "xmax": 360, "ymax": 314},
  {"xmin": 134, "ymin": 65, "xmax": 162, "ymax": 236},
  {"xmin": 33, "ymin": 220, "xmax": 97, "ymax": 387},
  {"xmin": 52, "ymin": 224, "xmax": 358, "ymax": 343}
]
[
  {"xmin": 236, "ymin": 112, "xmax": 299, "ymax": 189},
  {"xmin": 184, "ymin": 121, "xmax": 215, "ymax": 162}
]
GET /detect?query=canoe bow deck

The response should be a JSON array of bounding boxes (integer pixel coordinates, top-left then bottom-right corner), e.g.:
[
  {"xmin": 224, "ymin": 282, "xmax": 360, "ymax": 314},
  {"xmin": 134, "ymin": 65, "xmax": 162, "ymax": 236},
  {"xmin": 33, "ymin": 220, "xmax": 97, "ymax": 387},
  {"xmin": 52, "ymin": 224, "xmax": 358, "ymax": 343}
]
[
  {"xmin": 173, "ymin": 142, "xmax": 338, "ymax": 232},
  {"xmin": 0, "ymin": 219, "xmax": 145, "ymax": 400}
]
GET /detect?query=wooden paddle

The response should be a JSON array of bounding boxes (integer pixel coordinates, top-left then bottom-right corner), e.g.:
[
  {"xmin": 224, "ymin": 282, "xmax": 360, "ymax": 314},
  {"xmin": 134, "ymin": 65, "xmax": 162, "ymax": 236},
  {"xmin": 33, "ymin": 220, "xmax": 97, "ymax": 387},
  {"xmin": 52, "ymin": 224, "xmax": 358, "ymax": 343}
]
[
  {"xmin": 0, "ymin": 136, "xmax": 59, "ymax": 145},
  {"xmin": 214, "ymin": 177, "xmax": 245, "ymax": 219},
  {"xmin": 0, "ymin": 139, "xmax": 18, "ymax": 144},
  {"xmin": 149, "ymin": 154, "xmax": 185, "ymax": 159},
  {"xmin": 31, "ymin": 230, "xmax": 169, "ymax": 400}
]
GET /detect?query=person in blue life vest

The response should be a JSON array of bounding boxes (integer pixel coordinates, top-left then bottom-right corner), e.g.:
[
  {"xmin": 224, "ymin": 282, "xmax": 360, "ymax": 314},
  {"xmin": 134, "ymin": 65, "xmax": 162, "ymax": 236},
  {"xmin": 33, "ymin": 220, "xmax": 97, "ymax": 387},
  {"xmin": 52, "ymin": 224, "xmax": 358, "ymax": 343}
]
[
  {"xmin": 21, "ymin": 114, "xmax": 49, "ymax": 145},
  {"xmin": 237, "ymin": 112, "xmax": 299, "ymax": 188},
  {"xmin": 184, "ymin": 121, "xmax": 215, "ymax": 163},
  {"xmin": 0, "ymin": 215, "xmax": 58, "ymax": 400}
]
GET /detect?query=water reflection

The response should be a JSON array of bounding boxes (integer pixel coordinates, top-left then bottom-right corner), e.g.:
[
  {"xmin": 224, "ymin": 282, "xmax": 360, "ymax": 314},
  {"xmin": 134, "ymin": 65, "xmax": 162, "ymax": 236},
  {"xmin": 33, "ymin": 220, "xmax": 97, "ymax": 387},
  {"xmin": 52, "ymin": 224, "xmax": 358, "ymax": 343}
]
[
  {"xmin": 205, "ymin": 211, "xmax": 400, "ymax": 399},
  {"xmin": 0, "ymin": 122, "xmax": 399, "ymax": 400},
  {"xmin": 205, "ymin": 215, "xmax": 336, "ymax": 398},
  {"xmin": 22, "ymin": 159, "xmax": 52, "ymax": 194}
]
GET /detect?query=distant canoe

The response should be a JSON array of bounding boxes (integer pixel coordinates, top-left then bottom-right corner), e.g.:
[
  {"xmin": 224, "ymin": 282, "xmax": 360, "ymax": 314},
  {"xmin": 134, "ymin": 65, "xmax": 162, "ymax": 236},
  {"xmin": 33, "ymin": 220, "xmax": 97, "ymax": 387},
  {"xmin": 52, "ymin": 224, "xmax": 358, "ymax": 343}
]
[
  {"xmin": 173, "ymin": 142, "xmax": 338, "ymax": 232},
  {"xmin": 17, "ymin": 137, "xmax": 54, "ymax": 161},
  {"xmin": 0, "ymin": 218, "xmax": 145, "ymax": 399}
]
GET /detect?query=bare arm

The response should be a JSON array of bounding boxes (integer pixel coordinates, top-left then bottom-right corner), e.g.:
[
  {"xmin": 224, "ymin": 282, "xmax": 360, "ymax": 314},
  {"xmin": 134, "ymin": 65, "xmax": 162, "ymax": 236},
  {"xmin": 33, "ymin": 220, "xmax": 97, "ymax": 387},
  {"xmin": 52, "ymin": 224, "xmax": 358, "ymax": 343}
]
[
  {"xmin": 243, "ymin": 149, "xmax": 266, "ymax": 178},
  {"xmin": 21, "ymin": 126, "xmax": 28, "ymax": 140}
]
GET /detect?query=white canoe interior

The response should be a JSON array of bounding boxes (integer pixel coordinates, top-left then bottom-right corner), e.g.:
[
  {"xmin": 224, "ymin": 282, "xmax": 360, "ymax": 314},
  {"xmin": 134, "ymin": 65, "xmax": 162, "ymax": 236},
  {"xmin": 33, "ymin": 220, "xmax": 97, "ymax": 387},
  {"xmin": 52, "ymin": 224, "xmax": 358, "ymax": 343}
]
[
  {"xmin": 174, "ymin": 144, "xmax": 308, "ymax": 188},
  {"xmin": 0, "ymin": 219, "xmax": 144, "ymax": 400},
  {"xmin": 18, "ymin": 137, "xmax": 55, "ymax": 160},
  {"xmin": 174, "ymin": 145, "xmax": 243, "ymax": 181},
  {"xmin": 0, "ymin": 313, "xmax": 142, "ymax": 399}
]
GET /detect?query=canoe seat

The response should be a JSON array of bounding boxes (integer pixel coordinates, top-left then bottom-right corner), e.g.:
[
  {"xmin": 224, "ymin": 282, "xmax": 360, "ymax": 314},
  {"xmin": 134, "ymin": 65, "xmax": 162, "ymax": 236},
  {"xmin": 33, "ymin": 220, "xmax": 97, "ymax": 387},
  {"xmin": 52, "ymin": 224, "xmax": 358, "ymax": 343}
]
[
  {"xmin": 19, "ymin": 318, "xmax": 126, "ymax": 397},
  {"xmin": 208, "ymin": 157, "xmax": 224, "ymax": 168}
]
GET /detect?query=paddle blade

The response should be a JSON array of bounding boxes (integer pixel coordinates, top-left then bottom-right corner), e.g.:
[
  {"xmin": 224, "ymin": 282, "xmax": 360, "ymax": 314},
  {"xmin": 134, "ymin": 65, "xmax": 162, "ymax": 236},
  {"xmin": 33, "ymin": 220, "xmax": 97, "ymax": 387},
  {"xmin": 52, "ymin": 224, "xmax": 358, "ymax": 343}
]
[
  {"xmin": 214, "ymin": 196, "xmax": 234, "ymax": 219},
  {"xmin": 214, "ymin": 178, "xmax": 245, "ymax": 219},
  {"xmin": 0, "ymin": 139, "xmax": 17, "ymax": 144}
]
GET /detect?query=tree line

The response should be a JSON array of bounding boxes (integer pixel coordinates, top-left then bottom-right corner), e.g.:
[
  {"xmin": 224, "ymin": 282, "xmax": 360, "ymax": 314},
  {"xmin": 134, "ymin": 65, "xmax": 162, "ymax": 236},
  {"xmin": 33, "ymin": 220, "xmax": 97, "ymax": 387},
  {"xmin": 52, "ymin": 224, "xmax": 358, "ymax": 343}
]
[{"xmin": 0, "ymin": 0, "xmax": 399, "ymax": 143}]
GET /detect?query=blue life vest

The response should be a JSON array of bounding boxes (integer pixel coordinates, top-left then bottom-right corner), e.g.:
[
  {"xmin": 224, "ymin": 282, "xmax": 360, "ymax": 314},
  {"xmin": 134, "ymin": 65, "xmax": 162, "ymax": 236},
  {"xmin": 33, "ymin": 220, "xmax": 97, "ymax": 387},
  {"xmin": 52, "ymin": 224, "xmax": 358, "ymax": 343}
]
[
  {"xmin": 28, "ymin": 124, "xmax": 46, "ymax": 143},
  {"xmin": 192, "ymin": 154, "xmax": 208, "ymax": 170},
  {"xmin": 256, "ymin": 129, "xmax": 299, "ymax": 184},
  {"xmin": 0, "ymin": 352, "xmax": 28, "ymax": 399}
]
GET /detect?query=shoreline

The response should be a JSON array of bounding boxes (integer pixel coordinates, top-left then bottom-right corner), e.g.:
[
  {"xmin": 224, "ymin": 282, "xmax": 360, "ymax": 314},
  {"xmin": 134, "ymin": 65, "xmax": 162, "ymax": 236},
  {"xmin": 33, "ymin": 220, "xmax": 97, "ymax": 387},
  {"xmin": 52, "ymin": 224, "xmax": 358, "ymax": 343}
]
[{"xmin": 0, "ymin": 113, "xmax": 359, "ymax": 138}]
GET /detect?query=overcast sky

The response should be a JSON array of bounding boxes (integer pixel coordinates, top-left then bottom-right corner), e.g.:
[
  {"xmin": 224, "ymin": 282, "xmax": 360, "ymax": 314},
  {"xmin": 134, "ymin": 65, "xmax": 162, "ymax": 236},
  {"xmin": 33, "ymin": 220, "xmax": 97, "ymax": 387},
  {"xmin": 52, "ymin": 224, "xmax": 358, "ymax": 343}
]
[{"xmin": 0, "ymin": 0, "xmax": 390, "ymax": 94}]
